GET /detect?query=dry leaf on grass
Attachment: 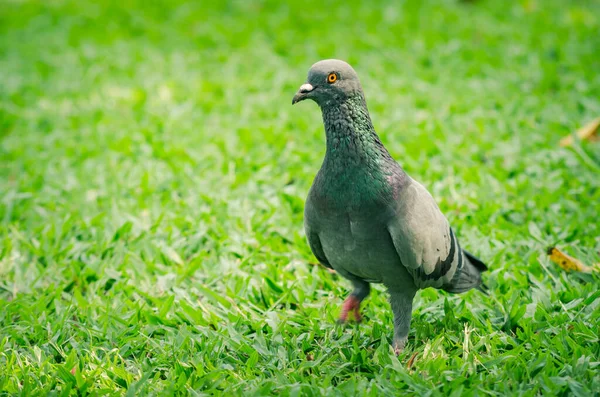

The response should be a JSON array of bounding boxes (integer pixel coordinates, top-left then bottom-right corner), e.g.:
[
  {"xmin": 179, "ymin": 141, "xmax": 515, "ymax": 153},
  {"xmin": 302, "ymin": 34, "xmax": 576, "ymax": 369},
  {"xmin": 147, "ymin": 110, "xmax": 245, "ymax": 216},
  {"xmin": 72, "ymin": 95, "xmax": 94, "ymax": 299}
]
[
  {"xmin": 547, "ymin": 247, "xmax": 599, "ymax": 273},
  {"xmin": 560, "ymin": 117, "xmax": 600, "ymax": 147},
  {"xmin": 406, "ymin": 351, "xmax": 418, "ymax": 369}
]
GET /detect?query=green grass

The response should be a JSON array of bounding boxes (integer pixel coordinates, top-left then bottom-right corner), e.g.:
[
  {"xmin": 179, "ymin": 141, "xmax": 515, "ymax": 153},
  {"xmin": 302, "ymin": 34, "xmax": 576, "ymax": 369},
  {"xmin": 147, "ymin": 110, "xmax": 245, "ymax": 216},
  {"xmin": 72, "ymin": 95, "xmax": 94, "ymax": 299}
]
[{"xmin": 1, "ymin": 0, "xmax": 599, "ymax": 395}]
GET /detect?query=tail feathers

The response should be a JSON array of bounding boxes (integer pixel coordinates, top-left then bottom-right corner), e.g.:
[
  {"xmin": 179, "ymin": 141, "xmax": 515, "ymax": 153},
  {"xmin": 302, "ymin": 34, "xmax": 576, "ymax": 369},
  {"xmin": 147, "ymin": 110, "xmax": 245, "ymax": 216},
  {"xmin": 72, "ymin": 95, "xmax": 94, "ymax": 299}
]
[
  {"xmin": 463, "ymin": 249, "xmax": 488, "ymax": 272},
  {"xmin": 443, "ymin": 250, "xmax": 488, "ymax": 294}
]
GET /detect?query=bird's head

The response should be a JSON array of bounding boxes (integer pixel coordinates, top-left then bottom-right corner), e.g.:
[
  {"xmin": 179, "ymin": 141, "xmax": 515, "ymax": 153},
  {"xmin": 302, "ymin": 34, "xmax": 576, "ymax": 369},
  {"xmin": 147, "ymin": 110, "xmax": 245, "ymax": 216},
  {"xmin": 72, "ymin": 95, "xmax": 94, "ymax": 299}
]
[{"xmin": 292, "ymin": 59, "xmax": 362, "ymax": 107}]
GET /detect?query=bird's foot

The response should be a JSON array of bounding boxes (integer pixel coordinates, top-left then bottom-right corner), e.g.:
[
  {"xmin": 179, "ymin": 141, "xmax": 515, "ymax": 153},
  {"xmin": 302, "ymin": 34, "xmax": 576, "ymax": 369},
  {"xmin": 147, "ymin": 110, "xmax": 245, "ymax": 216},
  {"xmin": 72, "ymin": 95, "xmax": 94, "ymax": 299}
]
[
  {"xmin": 393, "ymin": 338, "xmax": 407, "ymax": 355},
  {"xmin": 338, "ymin": 295, "xmax": 362, "ymax": 323}
]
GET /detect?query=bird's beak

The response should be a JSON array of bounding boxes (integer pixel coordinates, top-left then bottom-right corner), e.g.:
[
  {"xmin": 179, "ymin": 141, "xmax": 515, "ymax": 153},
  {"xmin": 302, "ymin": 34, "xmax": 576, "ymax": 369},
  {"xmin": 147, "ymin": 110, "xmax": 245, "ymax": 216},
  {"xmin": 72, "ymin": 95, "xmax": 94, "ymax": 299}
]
[{"xmin": 292, "ymin": 83, "xmax": 315, "ymax": 105}]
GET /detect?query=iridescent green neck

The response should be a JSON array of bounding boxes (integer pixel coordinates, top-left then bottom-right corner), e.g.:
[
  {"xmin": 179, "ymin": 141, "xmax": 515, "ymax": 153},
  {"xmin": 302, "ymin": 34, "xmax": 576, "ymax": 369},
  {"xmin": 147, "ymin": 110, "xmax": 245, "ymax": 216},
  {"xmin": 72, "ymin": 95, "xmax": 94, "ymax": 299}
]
[
  {"xmin": 317, "ymin": 94, "xmax": 396, "ymax": 204},
  {"xmin": 321, "ymin": 93, "xmax": 393, "ymax": 170}
]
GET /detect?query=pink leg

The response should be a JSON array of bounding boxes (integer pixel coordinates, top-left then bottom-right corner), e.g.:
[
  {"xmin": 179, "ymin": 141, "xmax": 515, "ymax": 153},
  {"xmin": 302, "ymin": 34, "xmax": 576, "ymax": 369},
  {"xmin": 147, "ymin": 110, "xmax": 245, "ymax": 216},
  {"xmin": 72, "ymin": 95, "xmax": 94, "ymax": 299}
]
[{"xmin": 339, "ymin": 295, "xmax": 362, "ymax": 323}]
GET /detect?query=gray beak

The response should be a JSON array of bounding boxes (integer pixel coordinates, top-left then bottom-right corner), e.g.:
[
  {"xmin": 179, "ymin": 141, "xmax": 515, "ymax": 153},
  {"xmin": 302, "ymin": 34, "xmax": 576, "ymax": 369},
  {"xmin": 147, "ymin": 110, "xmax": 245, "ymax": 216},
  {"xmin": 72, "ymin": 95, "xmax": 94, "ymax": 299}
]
[{"xmin": 292, "ymin": 83, "xmax": 315, "ymax": 105}]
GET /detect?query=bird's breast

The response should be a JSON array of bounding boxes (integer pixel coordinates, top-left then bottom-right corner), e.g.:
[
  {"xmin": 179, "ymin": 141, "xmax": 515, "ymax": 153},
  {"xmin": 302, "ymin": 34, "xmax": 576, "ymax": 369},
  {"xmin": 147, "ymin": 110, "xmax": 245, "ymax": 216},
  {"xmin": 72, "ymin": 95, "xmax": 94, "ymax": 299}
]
[{"xmin": 306, "ymin": 195, "xmax": 401, "ymax": 283}]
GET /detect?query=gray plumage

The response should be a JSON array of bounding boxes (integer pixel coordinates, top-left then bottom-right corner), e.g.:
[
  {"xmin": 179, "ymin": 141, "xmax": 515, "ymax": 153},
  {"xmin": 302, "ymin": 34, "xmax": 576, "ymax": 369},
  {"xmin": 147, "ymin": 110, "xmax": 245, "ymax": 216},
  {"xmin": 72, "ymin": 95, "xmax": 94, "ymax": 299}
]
[{"xmin": 292, "ymin": 59, "xmax": 488, "ymax": 353}]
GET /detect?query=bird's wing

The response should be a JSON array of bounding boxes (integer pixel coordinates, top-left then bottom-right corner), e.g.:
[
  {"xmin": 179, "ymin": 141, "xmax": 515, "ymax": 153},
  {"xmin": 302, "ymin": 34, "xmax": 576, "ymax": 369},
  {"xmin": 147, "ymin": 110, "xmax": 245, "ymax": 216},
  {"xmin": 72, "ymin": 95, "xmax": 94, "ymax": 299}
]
[
  {"xmin": 304, "ymin": 199, "xmax": 333, "ymax": 269},
  {"xmin": 305, "ymin": 229, "xmax": 332, "ymax": 269},
  {"xmin": 387, "ymin": 179, "xmax": 463, "ymax": 289}
]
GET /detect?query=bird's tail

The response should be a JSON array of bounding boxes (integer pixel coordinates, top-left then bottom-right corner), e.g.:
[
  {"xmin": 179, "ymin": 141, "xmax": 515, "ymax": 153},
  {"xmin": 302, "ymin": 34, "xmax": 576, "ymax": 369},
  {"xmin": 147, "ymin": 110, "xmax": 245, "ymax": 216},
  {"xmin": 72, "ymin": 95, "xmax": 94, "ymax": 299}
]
[{"xmin": 442, "ymin": 249, "xmax": 488, "ymax": 294}]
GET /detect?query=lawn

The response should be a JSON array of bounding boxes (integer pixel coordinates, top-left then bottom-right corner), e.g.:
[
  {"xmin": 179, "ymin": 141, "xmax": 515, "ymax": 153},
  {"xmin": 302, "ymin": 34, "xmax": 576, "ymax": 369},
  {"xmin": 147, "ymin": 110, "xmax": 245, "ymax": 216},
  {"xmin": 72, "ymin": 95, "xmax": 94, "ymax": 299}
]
[{"xmin": 1, "ymin": 0, "xmax": 599, "ymax": 395}]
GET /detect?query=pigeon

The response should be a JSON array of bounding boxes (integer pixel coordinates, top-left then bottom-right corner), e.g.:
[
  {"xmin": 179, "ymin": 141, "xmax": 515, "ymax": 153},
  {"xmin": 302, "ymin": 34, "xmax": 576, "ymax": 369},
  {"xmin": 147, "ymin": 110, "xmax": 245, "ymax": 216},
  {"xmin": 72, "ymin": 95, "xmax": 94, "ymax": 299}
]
[{"xmin": 292, "ymin": 59, "xmax": 488, "ymax": 353}]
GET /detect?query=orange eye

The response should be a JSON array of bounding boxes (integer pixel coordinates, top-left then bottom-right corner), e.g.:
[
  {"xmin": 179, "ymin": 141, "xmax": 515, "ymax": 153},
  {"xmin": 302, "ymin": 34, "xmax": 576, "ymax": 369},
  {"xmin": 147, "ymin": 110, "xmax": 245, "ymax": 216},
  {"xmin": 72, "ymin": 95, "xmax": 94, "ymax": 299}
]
[{"xmin": 327, "ymin": 73, "xmax": 337, "ymax": 84}]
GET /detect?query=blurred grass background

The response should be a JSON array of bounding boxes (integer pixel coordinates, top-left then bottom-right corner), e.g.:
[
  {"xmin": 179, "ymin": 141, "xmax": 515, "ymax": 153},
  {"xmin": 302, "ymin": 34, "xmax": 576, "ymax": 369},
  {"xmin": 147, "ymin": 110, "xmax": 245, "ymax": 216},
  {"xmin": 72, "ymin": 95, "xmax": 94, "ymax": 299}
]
[{"xmin": 1, "ymin": 0, "xmax": 599, "ymax": 395}]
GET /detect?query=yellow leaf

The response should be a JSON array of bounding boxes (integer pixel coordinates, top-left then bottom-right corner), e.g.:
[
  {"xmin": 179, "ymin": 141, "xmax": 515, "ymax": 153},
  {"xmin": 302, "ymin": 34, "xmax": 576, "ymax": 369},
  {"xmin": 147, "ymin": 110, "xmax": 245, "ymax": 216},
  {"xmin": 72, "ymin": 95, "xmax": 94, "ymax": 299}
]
[
  {"xmin": 560, "ymin": 117, "xmax": 600, "ymax": 147},
  {"xmin": 546, "ymin": 247, "xmax": 598, "ymax": 273}
]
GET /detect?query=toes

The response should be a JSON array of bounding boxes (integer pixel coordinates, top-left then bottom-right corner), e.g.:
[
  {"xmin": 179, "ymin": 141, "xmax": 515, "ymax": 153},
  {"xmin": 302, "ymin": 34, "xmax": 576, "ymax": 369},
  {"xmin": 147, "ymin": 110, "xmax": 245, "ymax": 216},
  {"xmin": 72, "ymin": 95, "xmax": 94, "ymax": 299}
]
[
  {"xmin": 393, "ymin": 338, "xmax": 407, "ymax": 355},
  {"xmin": 339, "ymin": 296, "xmax": 365, "ymax": 323}
]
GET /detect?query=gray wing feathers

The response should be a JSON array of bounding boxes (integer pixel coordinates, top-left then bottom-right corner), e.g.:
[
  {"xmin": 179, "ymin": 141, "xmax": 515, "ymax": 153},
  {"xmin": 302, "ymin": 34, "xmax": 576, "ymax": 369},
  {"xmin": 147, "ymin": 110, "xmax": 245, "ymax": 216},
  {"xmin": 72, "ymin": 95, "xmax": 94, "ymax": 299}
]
[
  {"xmin": 305, "ymin": 229, "xmax": 332, "ymax": 269},
  {"xmin": 388, "ymin": 180, "xmax": 461, "ymax": 288},
  {"xmin": 304, "ymin": 198, "xmax": 333, "ymax": 269}
]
